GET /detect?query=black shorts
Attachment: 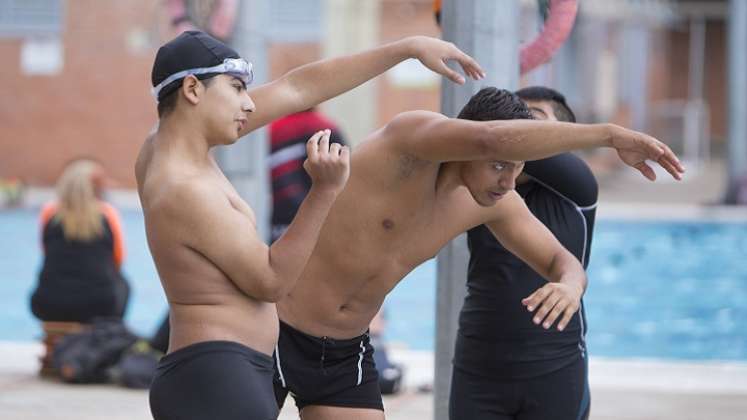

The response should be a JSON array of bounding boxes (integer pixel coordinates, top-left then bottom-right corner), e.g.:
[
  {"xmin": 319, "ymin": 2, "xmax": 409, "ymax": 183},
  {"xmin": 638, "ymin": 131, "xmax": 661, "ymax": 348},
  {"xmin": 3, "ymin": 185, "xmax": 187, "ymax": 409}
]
[
  {"xmin": 449, "ymin": 354, "xmax": 590, "ymax": 420},
  {"xmin": 149, "ymin": 340, "xmax": 278, "ymax": 420},
  {"xmin": 273, "ymin": 320, "xmax": 383, "ymax": 411}
]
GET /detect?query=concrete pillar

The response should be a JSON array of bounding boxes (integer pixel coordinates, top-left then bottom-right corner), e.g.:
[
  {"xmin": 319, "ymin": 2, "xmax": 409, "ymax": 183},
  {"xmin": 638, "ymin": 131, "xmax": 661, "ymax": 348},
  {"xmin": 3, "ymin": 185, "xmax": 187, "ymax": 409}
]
[
  {"xmin": 435, "ymin": 1, "xmax": 520, "ymax": 419},
  {"xmin": 621, "ymin": 22, "xmax": 649, "ymax": 132},
  {"xmin": 217, "ymin": 0, "xmax": 271, "ymax": 240},
  {"xmin": 321, "ymin": 0, "xmax": 380, "ymax": 146},
  {"xmin": 725, "ymin": 0, "xmax": 747, "ymax": 203}
]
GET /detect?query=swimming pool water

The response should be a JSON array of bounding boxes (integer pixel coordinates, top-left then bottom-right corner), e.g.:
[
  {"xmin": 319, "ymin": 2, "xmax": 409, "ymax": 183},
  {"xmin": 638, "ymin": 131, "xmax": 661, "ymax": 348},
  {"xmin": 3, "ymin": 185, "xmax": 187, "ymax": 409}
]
[{"xmin": 1, "ymin": 208, "xmax": 746, "ymax": 361}]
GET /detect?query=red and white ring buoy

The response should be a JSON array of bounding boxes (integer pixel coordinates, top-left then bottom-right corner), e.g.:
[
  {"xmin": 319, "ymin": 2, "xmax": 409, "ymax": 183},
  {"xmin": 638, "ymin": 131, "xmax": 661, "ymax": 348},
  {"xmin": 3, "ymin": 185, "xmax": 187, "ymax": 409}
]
[
  {"xmin": 519, "ymin": 0, "xmax": 578, "ymax": 75},
  {"xmin": 434, "ymin": 0, "xmax": 578, "ymax": 75}
]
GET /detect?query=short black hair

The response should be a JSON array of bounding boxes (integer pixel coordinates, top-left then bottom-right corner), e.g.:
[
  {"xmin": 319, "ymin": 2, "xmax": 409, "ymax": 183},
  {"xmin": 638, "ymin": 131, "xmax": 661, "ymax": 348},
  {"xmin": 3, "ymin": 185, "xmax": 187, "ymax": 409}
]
[
  {"xmin": 457, "ymin": 87, "xmax": 533, "ymax": 122},
  {"xmin": 156, "ymin": 88, "xmax": 179, "ymax": 119},
  {"xmin": 156, "ymin": 76, "xmax": 215, "ymax": 119},
  {"xmin": 515, "ymin": 86, "xmax": 576, "ymax": 123}
]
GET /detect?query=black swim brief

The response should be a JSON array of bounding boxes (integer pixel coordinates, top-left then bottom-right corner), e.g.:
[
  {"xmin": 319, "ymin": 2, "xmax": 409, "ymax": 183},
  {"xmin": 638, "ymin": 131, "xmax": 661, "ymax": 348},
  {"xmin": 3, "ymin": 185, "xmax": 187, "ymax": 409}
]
[
  {"xmin": 150, "ymin": 340, "xmax": 278, "ymax": 420},
  {"xmin": 273, "ymin": 320, "xmax": 383, "ymax": 412}
]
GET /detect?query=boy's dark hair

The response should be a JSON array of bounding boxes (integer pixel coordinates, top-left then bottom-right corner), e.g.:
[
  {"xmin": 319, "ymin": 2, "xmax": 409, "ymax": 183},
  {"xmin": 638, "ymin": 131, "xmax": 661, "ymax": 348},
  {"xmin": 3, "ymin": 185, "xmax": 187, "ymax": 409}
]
[
  {"xmin": 156, "ymin": 77, "xmax": 215, "ymax": 118},
  {"xmin": 515, "ymin": 86, "xmax": 576, "ymax": 123},
  {"xmin": 156, "ymin": 89, "xmax": 179, "ymax": 119},
  {"xmin": 457, "ymin": 87, "xmax": 534, "ymax": 122}
]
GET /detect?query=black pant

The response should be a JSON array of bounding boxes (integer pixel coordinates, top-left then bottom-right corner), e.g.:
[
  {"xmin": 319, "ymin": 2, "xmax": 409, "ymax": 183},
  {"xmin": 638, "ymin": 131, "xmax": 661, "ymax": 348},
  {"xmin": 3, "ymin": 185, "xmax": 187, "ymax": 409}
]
[
  {"xmin": 449, "ymin": 355, "xmax": 590, "ymax": 420},
  {"xmin": 150, "ymin": 340, "xmax": 278, "ymax": 420},
  {"xmin": 31, "ymin": 275, "xmax": 130, "ymax": 323}
]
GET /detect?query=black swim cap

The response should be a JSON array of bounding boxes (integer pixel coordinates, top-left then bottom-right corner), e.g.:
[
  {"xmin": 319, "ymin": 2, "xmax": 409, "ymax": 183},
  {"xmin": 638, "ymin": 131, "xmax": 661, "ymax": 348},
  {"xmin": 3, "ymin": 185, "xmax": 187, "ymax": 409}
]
[{"xmin": 151, "ymin": 31, "xmax": 241, "ymax": 102}]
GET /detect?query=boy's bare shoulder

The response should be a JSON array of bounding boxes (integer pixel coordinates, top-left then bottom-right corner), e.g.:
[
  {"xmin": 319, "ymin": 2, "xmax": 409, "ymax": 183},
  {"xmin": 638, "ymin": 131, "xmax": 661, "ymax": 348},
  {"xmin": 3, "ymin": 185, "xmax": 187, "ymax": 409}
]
[
  {"xmin": 481, "ymin": 191, "xmax": 528, "ymax": 224},
  {"xmin": 145, "ymin": 173, "xmax": 227, "ymax": 231}
]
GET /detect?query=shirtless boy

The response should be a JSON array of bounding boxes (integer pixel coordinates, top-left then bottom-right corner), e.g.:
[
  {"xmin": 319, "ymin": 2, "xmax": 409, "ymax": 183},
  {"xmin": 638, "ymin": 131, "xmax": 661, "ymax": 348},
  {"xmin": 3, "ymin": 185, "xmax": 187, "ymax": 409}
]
[
  {"xmin": 273, "ymin": 88, "xmax": 684, "ymax": 419},
  {"xmin": 136, "ymin": 30, "xmax": 484, "ymax": 420}
]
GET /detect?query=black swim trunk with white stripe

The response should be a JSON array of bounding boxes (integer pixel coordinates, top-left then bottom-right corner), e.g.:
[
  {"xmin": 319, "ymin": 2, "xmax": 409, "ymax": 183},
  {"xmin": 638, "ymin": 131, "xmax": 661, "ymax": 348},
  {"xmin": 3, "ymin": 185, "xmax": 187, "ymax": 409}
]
[{"xmin": 273, "ymin": 320, "xmax": 383, "ymax": 411}]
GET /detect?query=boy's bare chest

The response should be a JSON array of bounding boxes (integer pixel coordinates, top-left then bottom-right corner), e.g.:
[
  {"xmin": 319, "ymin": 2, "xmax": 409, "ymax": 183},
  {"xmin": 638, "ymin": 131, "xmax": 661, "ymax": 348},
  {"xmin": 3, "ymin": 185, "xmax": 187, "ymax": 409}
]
[{"xmin": 319, "ymin": 183, "xmax": 477, "ymax": 272}]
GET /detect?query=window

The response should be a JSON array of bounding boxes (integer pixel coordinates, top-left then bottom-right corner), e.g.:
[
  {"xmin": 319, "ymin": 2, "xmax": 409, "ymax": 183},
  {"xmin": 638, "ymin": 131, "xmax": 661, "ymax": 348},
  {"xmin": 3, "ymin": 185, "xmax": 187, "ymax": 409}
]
[
  {"xmin": 269, "ymin": 0, "xmax": 321, "ymax": 42},
  {"xmin": 0, "ymin": 0, "xmax": 64, "ymax": 38}
]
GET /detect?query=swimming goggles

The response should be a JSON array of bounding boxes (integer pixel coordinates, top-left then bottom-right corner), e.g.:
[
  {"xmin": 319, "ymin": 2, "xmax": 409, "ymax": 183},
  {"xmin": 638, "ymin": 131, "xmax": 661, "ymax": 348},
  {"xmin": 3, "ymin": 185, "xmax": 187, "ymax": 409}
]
[{"xmin": 152, "ymin": 58, "xmax": 254, "ymax": 101}]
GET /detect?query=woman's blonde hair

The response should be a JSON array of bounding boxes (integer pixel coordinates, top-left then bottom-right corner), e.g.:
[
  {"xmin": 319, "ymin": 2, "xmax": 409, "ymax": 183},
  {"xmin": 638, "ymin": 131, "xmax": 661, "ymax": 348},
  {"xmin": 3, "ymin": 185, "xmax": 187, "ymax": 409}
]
[{"xmin": 54, "ymin": 159, "xmax": 104, "ymax": 241}]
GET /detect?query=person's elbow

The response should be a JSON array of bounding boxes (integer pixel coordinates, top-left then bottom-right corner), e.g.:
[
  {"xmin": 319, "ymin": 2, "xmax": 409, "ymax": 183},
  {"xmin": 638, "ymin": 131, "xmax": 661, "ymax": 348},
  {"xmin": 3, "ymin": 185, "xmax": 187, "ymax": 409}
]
[
  {"xmin": 254, "ymin": 276, "xmax": 288, "ymax": 303},
  {"xmin": 579, "ymin": 174, "xmax": 599, "ymax": 208},
  {"xmin": 258, "ymin": 287, "xmax": 286, "ymax": 303},
  {"xmin": 573, "ymin": 163, "xmax": 599, "ymax": 208},
  {"xmin": 236, "ymin": 272, "xmax": 287, "ymax": 303}
]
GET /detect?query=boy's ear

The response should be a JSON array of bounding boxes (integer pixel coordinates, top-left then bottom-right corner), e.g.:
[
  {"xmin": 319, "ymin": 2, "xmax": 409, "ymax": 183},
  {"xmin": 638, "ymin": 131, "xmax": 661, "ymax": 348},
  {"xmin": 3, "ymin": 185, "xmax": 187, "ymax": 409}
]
[{"xmin": 181, "ymin": 75, "xmax": 203, "ymax": 105}]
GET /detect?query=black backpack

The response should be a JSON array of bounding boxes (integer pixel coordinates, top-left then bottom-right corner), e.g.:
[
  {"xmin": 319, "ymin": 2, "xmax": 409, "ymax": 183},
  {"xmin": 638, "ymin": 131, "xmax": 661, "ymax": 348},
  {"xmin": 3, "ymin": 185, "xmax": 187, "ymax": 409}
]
[
  {"xmin": 52, "ymin": 318, "xmax": 138, "ymax": 383},
  {"xmin": 110, "ymin": 339, "xmax": 163, "ymax": 389}
]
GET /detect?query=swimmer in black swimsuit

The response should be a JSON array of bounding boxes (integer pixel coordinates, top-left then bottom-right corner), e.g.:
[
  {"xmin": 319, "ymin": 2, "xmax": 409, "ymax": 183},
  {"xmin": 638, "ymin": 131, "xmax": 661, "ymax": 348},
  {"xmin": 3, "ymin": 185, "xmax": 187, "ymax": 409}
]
[{"xmin": 451, "ymin": 87, "xmax": 594, "ymax": 420}]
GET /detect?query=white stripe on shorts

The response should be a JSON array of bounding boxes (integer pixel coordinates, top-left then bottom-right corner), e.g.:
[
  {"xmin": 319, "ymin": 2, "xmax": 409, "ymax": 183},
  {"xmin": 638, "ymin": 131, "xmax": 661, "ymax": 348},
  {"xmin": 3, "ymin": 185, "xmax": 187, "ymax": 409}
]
[
  {"xmin": 356, "ymin": 340, "xmax": 365, "ymax": 386},
  {"xmin": 275, "ymin": 344, "xmax": 287, "ymax": 388}
]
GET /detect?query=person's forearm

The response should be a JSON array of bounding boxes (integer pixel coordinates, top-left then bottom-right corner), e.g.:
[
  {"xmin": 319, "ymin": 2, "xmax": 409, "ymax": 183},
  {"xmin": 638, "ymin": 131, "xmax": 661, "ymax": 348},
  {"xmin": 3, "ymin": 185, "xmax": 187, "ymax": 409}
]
[
  {"xmin": 485, "ymin": 120, "xmax": 614, "ymax": 162},
  {"xmin": 267, "ymin": 186, "xmax": 337, "ymax": 294},
  {"xmin": 282, "ymin": 38, "xmax": 414, "ymax": 109},
  {"xmin": 547, "ymin": 251, "xmax": 587, "ymax": 294}
]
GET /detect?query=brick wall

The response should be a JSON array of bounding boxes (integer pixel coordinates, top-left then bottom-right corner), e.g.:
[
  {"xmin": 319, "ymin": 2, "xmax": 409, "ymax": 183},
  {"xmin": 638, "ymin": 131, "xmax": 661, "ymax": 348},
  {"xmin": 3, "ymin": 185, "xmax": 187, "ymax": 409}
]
[
  {"xmin": 378, "ymin": 0, "xmax": 441, "ymax": 128},
  {"xmin": 0, "ymin": 0, "xmax": 167, "ymax": 188},
  {"xmin": 0, "ymin": 0, "xmax": 728, "ymax": 188}
]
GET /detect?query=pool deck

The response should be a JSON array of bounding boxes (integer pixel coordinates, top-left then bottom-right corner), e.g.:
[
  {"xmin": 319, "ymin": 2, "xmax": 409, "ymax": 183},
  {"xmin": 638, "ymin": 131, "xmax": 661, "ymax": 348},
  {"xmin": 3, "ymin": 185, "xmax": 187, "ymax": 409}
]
[
  {"xmin": 4, "ymin": 161, "xmax": 745, "ymax": 419},
  {"xmin": 2, "ymin": 341, "xmax": 747, "ymax": 420}
]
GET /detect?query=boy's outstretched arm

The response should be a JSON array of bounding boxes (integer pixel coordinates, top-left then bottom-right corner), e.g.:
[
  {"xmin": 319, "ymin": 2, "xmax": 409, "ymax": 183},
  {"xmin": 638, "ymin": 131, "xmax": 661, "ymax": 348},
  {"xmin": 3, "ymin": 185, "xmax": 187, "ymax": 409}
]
[{"xmin": 242, "ymin": 36, "xmax": 484, "ymax": 134}]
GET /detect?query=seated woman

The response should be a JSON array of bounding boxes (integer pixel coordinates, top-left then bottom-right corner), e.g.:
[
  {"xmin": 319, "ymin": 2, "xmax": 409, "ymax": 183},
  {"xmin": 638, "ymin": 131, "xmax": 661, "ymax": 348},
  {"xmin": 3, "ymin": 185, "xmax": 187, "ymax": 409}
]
[{"xmin": 30, "ymin": 158, "xmax": 130, "ymax": 323}]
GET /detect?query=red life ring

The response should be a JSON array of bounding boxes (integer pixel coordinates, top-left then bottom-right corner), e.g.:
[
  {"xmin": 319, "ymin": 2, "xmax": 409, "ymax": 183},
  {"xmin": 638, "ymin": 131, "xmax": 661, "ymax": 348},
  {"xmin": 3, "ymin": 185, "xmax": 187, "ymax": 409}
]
[
  {"xmin": 433, "ymin": 0, "xmax": 578, "ymax": 75},
  {"xmin": 519, "ymin": 0, "xmax": 578, "ymax": 74}
]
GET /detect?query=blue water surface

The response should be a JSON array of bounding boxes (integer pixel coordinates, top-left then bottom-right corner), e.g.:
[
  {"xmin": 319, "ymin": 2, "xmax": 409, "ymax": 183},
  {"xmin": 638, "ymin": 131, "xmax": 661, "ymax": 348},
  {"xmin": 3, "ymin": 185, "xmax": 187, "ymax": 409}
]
[{"xmin": 1, "ymin": 208, "xmax": 745, "ymax": 361}]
